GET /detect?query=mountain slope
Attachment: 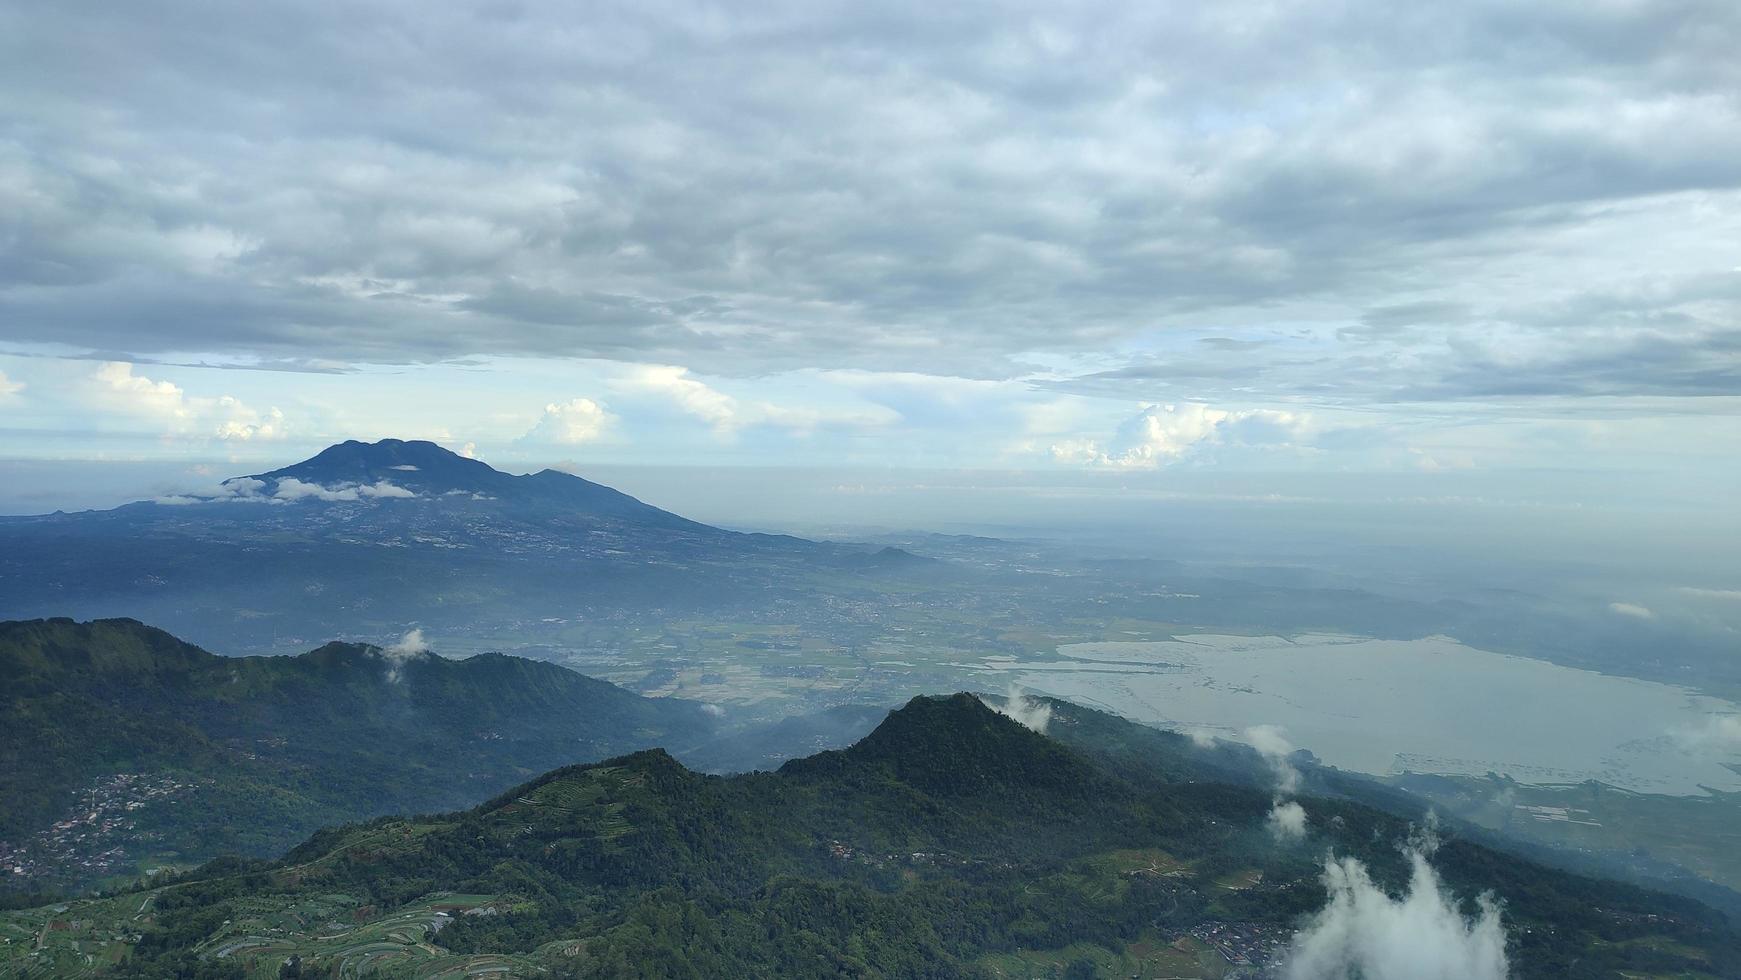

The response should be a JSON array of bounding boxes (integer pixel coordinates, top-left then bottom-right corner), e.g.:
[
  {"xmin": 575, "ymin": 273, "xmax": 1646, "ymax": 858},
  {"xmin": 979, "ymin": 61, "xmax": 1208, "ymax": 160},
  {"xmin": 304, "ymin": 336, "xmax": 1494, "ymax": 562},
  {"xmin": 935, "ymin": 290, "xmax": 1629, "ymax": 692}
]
[
  {"xmin": 0, "ymin": 440, "xmax": 932, "ymax": 656},
  {"xmin": 0, "ymin": 617, "xmax": 723, "ymax": 892},
  {"xmin": 244, "ymin": 438, "xmax": 708, "ymax": 529},
  {"xmin": 7, "ymin": 694, "xmax": 1736, "ymax": 979}
]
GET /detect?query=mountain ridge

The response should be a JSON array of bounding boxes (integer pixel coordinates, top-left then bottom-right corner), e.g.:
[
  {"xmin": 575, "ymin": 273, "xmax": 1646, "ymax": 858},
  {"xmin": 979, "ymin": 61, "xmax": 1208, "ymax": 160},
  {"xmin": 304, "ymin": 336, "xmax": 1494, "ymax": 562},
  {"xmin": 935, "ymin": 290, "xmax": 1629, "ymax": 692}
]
[
  {"xmin": 240, "ymin": 438, "xmax": 711, "ymax": 530},
  {"xmin": 11, "ymin": 683, "xmax": 1738, "ymax": 979},
  {"xmin": 0, "ymin": 617, "xmax": 726, "ymax": 892}
]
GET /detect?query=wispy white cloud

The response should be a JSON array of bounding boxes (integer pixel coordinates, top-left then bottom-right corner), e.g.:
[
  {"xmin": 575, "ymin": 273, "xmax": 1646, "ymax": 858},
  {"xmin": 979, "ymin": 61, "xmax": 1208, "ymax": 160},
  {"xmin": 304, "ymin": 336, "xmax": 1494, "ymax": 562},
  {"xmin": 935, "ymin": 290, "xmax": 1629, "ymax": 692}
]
[
  {"xmin": 1608, "ymin": 601, "xmax": 1655, "ymax": 620},
  {"xmin": 1673, "ymin": 714, "xmax": 1741, "ymax": 751},
  {"xmin": 1052, "ymin": 403, "xmax": 1308, "ymax": 468},
  {"xmin": 1267, "ymin": 800, "xmax": 1308, "ymax": 842},
  {"xmin": 379, "ymin": 628, "xmax": 431, "ymax": 683},
  {"xmin": 1283, "ymin": 847, "xmax": 1508, "ymax": 980},
  {"xmin": 610, "ymin": 364, "xmax": 895, "ymax": 437},
  {"xmin": 980, "ymin": 684, "xmax": 1053, "ymax": 734},
  {"xmin": 1245, "ymin": 724, "xmax": 1304, "ymax": 795},
  {"xmin": 272, "ymin": 477, "xmax": 415, "ymax": 502},
  {"xmin": 1679, "ymin": 587, "xmax": 1741, "ymax": 601}
]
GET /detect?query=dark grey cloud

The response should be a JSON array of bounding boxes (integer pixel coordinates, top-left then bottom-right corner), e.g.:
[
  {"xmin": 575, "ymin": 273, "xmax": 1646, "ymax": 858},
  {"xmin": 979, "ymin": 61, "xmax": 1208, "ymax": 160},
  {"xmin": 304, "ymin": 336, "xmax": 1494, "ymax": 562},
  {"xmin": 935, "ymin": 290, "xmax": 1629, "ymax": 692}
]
[
  {"xmin": 1, "ymin": 0, "xmax": 1737, "ymax": 398},
  {"xmin": 1404, "ymin": 328, "xmax": 1741, "ymax": 400}
]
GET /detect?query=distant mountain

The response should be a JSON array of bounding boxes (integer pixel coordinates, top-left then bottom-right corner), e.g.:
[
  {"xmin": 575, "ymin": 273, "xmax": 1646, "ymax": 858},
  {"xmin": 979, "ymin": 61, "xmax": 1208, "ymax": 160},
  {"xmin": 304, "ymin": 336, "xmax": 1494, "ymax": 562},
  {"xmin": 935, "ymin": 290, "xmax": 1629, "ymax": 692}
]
[
  {"xmin": 0, "ymin": 440, "xmax": 933, "ymax": 655},
  {"xmin": 7, "ymin": 693, "xmax": 1735, "ymax": 979},
  {"xmin": 241, "ymin": 438, "xmax": 709, "ymax": 530},
  {"xmin": 0, "ymin": 617, "xmax": 728, "ymax": 893}
]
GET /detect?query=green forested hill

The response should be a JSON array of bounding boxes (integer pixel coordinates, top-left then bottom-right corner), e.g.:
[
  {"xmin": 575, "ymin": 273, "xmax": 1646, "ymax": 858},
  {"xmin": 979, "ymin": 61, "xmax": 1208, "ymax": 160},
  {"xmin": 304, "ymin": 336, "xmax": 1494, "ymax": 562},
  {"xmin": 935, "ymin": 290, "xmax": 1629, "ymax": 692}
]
[
  {"xmin": 6, "ymin": 694, "xmax": 1736, "ymax": 979},
  {"xmin": 0, "ymin": 618, "xmax": 721, "ymax": 892}
]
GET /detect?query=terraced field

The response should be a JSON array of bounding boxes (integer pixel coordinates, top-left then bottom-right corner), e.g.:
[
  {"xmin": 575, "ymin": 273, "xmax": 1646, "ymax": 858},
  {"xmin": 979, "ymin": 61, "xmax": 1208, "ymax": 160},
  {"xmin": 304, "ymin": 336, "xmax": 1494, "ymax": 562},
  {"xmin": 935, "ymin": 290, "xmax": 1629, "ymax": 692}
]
[
  {"xmin": 0, "ymin": 891, "xmax": 152, "ymax": 978},
  {"xmin": 0, "ymin": 889, "xmax": 534, "ymax": 979},
  {"xmin": 980, "ymin": 931, "xmax": 1232, "ymax": 980}
]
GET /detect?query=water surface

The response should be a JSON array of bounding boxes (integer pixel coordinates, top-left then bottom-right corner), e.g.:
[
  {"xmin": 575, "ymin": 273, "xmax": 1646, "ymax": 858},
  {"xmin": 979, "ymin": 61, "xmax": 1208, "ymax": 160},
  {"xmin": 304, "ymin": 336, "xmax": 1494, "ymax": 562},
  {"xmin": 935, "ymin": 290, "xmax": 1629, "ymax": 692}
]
[{"xmin": 965, "ymin": 633, "xmax": 1741, "ymax": 794}]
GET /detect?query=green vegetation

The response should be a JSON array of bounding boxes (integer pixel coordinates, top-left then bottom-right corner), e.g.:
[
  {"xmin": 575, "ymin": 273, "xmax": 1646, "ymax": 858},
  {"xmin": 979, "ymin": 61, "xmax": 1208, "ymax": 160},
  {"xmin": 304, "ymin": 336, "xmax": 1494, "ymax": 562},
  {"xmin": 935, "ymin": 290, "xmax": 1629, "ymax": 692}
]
[
  {"xmin": 0, "ymin": 618, "xmax": 718, "ymax": 894},
  {"xmin": 1399, "ymin": 773, "xmax": 1741, "ymax": 895},
  {"xmin": 3, "ymin": 694, "xmax": 1736, "ymax": 979}
]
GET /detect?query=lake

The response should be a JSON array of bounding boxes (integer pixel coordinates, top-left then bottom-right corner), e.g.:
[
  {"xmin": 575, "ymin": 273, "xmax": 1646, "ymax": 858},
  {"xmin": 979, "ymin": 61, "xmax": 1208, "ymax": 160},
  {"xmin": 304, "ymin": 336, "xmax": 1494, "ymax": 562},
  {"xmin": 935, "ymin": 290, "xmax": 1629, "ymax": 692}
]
[{"xmin": 960, "ymin": 633, "xmax": 1741, "ymax": 795}]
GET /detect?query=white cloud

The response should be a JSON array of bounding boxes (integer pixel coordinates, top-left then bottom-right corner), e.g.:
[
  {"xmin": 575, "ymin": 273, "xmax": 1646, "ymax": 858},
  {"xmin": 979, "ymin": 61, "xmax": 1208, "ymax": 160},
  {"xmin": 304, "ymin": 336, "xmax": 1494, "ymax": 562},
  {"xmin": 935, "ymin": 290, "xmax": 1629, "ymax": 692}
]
[
  {"xmin": 610, "ymin": 364, "xmax": 895, "ymax": 437},
  {"xmin": 213, "ymin": 402, "xmax": 289, "ymax": 442},
  {"xmin": 274, "ymin": 478, "xmax": 357, "ymax": 502},
  {"xmin": 89, "ymin": 362, "xmax": 291, "ymax": 442},
  {"xmin": 93, "ymin": 361, "xmax": 190, "ymax": 420},
  {"xmin": 272, "ymin": 477, "xmax": 414, "ymax": 502},
  {"xmin": 359, "ymin": 481, "xmax": 415, "ymax": 499},
  {"xmin": 1245, "ymin": 724, "xmax": 1303, "ymax": 795},
  {"xmin": 1052, "ymin": 403, "xmax": 1307, "ymax": 468},
  {"xmin": 387, "ymin": 628, "xmax": 429, "ymax": 656},
  {"xmin": 1268, "ymin": 800, "xmax": 1309, "ymax": 841},
  {"xmin": 379, "ymin": 628, "xmax": 431, "ymax": 683},
  {"xmin": 0, "ymin": 369, "xmax": 23, "ymax": 399},
  {"xmin": 613, "ymin": 365, "xmax": 741, "ymax": 431},
  {"xmin": 152, "ymin": 476, "xmax": 278, "ymax": 506},
  {"xmin": 524, "ymin": 397, "xmax": 616, "ymax": 444},
  {"xmin": 1283, "ymin": 848, "xmax": 1508, "ymax": 980},
  {"xmin": 1608, "ymin": 601, "xmax": 1655, "ymax": 620},
  {"xmin": 1679, "ymin": 587, "xmax": 1741, "ymax": 601},
  {"xmin": 981, "ymin": 684, "xmax": 1053, "ymax": 734},
  {"xmin": 1673, "ymin": 714, "xmax": 1741, "ymax": 751}
]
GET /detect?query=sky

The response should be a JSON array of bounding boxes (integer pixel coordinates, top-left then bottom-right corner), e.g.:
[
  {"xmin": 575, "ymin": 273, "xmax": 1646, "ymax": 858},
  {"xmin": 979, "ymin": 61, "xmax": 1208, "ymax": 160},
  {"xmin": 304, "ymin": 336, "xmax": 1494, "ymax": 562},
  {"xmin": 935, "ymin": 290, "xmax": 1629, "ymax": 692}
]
[{"xmin": 1, "ymin": 1, "xmax": 1738, "ymax": 535}]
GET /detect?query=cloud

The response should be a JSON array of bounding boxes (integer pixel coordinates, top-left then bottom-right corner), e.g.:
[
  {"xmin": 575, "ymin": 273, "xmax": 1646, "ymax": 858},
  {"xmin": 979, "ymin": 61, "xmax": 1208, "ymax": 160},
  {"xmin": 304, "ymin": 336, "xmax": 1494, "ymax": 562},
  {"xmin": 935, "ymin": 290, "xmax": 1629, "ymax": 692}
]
[
  {"xmin": 613, "ymin": 366, "xmax": 741, "ymax": 431},
  {"xmin": 0, "ymin": 370, "xmax": 23, "ymax": 399},
  {"xmin": 1052, "ymin": 403, "xmax": 1308, "ymax": 468},
  {"xmin": 387, "ymin": 628, "xmax": 430, "ymax": 657},
  {"xmin": 152, "ymin": 476, "xmax": 277, "ymax": 506},
  {"xmin": 1680, "ymin": 587, "xmax": 1741, "ymax": 601},
  {"xmin": 981, "ymin": 685, "xmax": 1053, "ymax": 734},
  {"xmin": 272, "ymin": 478, "xmax": 356, "ymax": 502},
  {"xmin": 1673, "ymin": 714, "xmax": 1741, "ymax": 751},
  {"xmin": 1244, "ymin": 724, "xmax": 1303, "ymax": 795},
  {"xmin": 1267, "ymin": 800, "xmax": 1308, "ymax": 842},
  {"xmin": 359, "ymin": 481, "xmax": 416, "ymax": 499},
  {"xmin": 1187, "ymin": 729, "xmax": 1219, "ymax": 749},
  {"xmin": 214, "ymin": 402, "xmax": 289, "ymax": 442},
  {"xmin": 610, "ymin": 364, "xmax": 894, "ymax": 437},
  {"xmin": 1282, "ymin": 848, "xmax": 1508, "ymax": 980},
  {"xmin": 523, "ymin": 397, "xmax": 616, "ymax": 445},
  {"xmin": 379, "ymin": 628, "xmax": 431, "ymax": 684},
  {"xmin": 1608, "ymin": 601, "xmax": 1655, "ymax": 620},
  {"xmin": 89, "ymin": 362, "xmax": 291, "ymax": 442},
  {"xmin": 271, "ymin": 477, "xmax": 415, "ymax": 502},
  {"xmin": 6, "ymin": 0, "xmax": 1731, "ymax": 414}
]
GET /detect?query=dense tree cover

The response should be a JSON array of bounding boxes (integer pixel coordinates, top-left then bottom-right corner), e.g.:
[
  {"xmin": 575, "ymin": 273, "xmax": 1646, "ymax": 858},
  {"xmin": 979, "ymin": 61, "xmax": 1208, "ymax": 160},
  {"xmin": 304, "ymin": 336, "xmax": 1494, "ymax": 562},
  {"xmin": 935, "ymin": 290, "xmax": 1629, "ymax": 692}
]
[
  {"xmin": 71, "ymin": 694, "xmax": 1741, "ymax": 979},
  {"xmin": 0, "ymin": 617, "xmax": 721, "ymax": 891}
]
